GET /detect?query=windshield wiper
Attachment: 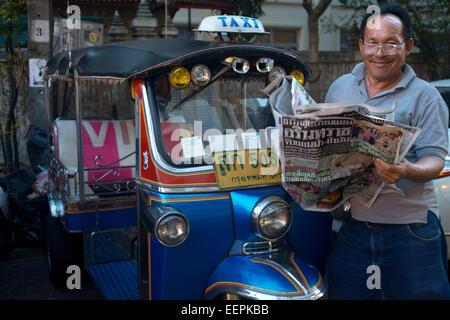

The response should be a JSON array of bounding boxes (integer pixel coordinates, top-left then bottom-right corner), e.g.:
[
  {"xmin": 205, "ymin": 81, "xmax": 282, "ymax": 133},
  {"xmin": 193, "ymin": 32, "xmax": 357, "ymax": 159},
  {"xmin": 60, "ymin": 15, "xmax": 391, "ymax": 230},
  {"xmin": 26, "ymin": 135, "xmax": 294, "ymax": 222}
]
[{"xmin": 168, "ymin": 64, "xmax": 232, "ymax": 112}]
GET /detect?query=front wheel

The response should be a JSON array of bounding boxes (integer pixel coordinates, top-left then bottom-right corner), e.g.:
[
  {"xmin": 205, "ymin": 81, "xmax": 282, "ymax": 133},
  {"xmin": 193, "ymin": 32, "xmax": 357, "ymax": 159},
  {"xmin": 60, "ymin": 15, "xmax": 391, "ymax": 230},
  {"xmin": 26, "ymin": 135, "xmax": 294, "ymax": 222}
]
[{"xmin": 44, "ymin": 211, "xmax": 83, "ymax": 287}]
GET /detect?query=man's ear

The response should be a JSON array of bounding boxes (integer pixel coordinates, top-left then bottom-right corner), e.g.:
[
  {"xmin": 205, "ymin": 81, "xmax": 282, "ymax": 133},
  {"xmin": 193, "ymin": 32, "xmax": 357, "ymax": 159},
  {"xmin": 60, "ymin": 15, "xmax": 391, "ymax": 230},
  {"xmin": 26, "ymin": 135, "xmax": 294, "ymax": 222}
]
[
  {"xmin": 359, "ymin": 38, "xmax": 364, "ymax": 54},
  {"xmin": 405, "ymin": 38, "xmax": 414, "ymax": 56}
]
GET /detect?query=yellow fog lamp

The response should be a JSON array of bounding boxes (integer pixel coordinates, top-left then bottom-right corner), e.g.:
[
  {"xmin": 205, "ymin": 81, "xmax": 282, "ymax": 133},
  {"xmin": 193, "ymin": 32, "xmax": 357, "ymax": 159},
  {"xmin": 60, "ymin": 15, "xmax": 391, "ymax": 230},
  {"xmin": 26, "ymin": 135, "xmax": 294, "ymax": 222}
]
[
  {"xmin": 268, "ymin": 66, "xmax": 286, "ymax": 83},
  {"xmin": 256, "ymin": 58, "xmax": 274, "ymax": 73},
  {"xmin": 191, "ymin": 64, "xmax": 211, "ymax": 87},
  {"xmin": 290, "ymin": 69, "xmax": 305, "ymax": 85},
  {"xmin": 169, "ymin": 66, "xmax": 190, "ymax": 89}
]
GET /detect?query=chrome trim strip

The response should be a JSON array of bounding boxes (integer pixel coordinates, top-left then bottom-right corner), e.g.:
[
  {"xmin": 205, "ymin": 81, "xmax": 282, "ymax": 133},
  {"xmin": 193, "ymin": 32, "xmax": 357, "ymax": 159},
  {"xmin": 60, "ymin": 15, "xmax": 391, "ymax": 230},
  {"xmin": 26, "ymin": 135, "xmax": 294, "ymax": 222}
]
[
  {"xmin": 210, "ymin": 286, "xmax": 324, "ymax": 300},
  {"xmin": 135, "ymin": 180, "xmax": 219, "ymax": 194},
  {"xmin": 74, "ymin": 74, "xmax": 85, "ymax": 202},
  {"xmin": 135, "ymin": 179, "xmax": 285, "ymax": 194},
  {"xmin": 205, "ymin": 264, "xmax": 325, "ymax": 300},
  {"xmin": 242, "ymin": 240, "xmax": 285, "ymax": 255}
]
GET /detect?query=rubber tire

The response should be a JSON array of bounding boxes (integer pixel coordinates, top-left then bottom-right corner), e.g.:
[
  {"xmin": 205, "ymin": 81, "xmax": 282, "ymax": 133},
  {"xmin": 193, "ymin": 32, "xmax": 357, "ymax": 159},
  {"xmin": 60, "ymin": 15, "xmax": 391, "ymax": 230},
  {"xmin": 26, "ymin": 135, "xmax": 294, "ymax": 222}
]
[{"xmin": 44, "ymin": 212, "xmax": 83, "ymax": 287}]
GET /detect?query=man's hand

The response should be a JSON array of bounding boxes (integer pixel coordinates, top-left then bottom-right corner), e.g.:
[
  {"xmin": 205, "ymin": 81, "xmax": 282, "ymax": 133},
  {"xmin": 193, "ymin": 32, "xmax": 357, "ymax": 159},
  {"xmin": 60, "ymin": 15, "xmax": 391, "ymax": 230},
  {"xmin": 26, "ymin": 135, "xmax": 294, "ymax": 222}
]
[
  {"xmin": 373, "ymin": 158, "xmax": 407, "ymax": 184},
  {"xmin": 373, "ymin": 156, "xmax": 445, "ymax": 184}
]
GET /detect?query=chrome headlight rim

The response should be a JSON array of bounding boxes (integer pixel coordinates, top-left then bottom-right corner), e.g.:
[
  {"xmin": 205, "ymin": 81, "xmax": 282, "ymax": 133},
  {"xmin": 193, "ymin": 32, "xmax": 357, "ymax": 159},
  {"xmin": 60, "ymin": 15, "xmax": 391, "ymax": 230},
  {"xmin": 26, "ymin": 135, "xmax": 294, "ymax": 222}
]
[
  {"xmin": 256, "ymin": 57, "xmax": 274, "ymax": 73},
  {"xmin": 268, "ymin": 66, "xmax": 286, "ymax": 82},
  {"xmin": 232, "ymin": 57, "xmax": 250, "ymax": 74},
  {"xmin": 154, "ymin": 210, "xmax": 190, "ymax": 247},
  {"xmin": 191, "ymin": 64, "xmax": 211, "ymax": 87},
  {"xmin": 250, "ymin": 195, "xmax": 292, "ymax": 241}
]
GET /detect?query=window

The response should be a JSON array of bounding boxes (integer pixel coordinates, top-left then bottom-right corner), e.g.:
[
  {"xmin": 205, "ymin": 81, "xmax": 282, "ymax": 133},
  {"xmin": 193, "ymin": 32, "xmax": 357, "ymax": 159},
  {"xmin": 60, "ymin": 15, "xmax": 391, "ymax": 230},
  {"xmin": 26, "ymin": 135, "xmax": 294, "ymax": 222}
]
[{"xmin": 256, "ymin": 28, "xmax": 300, "ymax": 50}]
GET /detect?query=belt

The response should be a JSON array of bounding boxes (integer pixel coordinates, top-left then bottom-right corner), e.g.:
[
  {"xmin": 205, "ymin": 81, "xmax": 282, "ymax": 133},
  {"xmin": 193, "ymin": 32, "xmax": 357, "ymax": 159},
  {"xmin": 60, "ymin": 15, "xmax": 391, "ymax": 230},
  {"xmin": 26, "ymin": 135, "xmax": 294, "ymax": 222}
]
[
  {"xmin": 351, "ymin": 218, "xmax": 391, "ymax": 229},
  {"xmin": 364, "ymin": 221, "xmax": 390, "ymax": 229}
]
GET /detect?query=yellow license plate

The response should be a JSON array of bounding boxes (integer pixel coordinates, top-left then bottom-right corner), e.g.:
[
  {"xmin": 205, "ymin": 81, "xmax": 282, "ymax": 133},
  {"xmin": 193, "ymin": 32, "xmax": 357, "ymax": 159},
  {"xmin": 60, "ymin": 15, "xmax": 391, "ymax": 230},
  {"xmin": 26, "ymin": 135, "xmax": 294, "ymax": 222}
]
[{"xmin": 212, "ymin": 149, "xmax": 281, "ymax": 189}]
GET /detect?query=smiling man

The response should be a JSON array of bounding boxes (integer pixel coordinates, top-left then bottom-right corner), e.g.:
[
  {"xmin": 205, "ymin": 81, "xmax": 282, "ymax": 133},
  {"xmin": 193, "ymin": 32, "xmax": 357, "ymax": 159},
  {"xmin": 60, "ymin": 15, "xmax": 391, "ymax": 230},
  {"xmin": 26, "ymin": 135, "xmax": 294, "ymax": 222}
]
[{"xmin": 325, "ymin": 3, "xmax": 450, "ymax": 299}]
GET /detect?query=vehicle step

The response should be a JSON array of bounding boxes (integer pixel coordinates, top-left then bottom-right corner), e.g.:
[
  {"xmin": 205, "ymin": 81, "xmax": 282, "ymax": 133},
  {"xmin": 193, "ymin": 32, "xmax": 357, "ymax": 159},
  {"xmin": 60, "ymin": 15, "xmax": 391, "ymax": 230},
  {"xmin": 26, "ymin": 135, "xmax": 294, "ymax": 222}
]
[{"xmin": 86, "ymin": 260, "xmax": 138, "ymax": 300}]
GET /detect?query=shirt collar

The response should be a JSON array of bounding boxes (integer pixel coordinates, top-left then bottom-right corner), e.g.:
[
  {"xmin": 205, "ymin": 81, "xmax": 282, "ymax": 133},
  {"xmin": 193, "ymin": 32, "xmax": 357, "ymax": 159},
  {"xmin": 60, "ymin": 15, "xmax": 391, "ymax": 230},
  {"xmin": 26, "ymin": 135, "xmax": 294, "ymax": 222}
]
[{"xmin": 352, "ymin": 62, "xmax": 417, "ymax": 96}]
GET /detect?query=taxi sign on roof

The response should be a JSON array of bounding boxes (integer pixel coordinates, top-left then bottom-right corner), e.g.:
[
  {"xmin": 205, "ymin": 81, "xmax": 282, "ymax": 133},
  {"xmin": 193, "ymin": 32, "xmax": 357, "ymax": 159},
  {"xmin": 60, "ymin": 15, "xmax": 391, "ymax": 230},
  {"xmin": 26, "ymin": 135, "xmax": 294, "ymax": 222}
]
[{"xmin": 194, "ymin": 15, "xmax": 268, "ymax": 34}]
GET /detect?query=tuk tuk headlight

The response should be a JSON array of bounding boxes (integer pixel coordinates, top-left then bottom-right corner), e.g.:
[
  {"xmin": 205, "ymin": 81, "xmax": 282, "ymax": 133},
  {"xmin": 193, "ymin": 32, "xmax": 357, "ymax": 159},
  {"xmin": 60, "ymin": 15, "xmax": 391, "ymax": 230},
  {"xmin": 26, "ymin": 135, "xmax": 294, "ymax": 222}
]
[
  {"xmin": 142, "ymin": 204, "xmax": 189, "ymax": 247},
  {"xmin": 191, "ymin": 64, "xmax": 211, "ymax": 86},
  {"xmin": 169, "ymin": 66, "xmax": 190, "ymax": 89},
  {"xmin": 156, "ymin": 214, "xmax": 189, "ymax": 247},
  {"xmin": 251, "ymin": 196, "xmax": 292, "ymax": 241},
  {"xmin": 256, "ymin": 58, "xmax": 274, "ymax": 73},
  {"xmin": 268, "ymin": 66, "xmax": 286, "ymax": 82},
  {"xmin": 232, "ymin": 57, "xmax": 250, "ymax": 74}
]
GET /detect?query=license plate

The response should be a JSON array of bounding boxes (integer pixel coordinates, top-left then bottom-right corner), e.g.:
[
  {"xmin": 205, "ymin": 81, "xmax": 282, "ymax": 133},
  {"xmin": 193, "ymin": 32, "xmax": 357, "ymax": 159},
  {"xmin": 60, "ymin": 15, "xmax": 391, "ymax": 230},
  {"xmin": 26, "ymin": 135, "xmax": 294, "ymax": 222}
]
[{"xmin": 212, "ymin": 149, "xmax": 281, "ymax": 189}]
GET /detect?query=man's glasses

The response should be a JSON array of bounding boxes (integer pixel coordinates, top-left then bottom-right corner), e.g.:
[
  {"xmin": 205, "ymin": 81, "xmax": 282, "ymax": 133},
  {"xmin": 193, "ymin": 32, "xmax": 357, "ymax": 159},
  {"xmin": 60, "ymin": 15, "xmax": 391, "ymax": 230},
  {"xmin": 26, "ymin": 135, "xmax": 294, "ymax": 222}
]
[{"xmin": 361, "ymin": 40, "xmax": 406, "ymax": 55}]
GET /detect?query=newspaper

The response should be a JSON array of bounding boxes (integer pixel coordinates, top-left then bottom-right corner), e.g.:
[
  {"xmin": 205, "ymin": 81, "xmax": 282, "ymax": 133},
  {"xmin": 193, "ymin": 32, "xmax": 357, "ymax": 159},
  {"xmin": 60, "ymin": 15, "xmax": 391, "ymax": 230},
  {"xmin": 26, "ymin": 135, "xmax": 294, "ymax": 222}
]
[{"xmin": 265, "ymin": 77, "xmax": 421, "ymax": 212}]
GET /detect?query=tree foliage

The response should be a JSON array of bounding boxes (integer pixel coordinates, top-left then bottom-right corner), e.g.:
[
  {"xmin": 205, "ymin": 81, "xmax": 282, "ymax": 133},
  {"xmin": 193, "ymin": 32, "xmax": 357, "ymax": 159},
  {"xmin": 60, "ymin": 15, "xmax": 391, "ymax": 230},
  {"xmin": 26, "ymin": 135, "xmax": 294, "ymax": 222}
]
[
  {"xmin": 302, "ymin": 0, "xmax": 333, "ymax": 65},
  {"xmin": 228, "ymin": 0, "xmax": 265, "ymax": 18},
  {"xmin": 0, "ymin": 0, "xmax": 27, "ymax": 173}
]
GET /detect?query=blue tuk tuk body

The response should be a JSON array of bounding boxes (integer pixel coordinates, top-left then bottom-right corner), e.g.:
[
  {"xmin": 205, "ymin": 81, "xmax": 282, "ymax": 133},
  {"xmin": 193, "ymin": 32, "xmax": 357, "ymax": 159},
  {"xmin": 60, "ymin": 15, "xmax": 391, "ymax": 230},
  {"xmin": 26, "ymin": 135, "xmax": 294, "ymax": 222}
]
[{"xmin": 44, "ymin": 16, "xmax": 332, "ymax": 300}]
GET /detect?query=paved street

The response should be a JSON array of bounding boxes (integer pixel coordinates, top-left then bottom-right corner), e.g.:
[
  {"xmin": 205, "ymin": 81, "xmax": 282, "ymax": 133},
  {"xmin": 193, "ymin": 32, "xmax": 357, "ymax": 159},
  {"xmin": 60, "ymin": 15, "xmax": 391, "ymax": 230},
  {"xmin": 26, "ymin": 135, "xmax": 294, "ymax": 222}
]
[{"xmin": 0, "ymin": 247, "xmax": 104, "ymax": 300}]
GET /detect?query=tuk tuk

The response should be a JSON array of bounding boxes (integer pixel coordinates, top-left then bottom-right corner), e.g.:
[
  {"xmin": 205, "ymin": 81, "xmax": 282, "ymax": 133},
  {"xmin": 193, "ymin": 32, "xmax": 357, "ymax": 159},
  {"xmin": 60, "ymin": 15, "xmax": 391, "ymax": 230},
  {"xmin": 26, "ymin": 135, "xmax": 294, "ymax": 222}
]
[{"xmin": 44, "ymin": 15, "xmax": 332, "ymax": 300}]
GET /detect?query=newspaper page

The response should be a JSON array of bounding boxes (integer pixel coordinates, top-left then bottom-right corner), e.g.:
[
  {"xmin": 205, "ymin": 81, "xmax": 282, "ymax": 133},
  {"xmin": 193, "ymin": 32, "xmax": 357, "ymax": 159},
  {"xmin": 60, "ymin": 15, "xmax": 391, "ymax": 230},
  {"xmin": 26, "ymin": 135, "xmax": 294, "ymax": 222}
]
[{"xmin": 265, "ymin": 77, "xmax": 421, "ymax": 212}]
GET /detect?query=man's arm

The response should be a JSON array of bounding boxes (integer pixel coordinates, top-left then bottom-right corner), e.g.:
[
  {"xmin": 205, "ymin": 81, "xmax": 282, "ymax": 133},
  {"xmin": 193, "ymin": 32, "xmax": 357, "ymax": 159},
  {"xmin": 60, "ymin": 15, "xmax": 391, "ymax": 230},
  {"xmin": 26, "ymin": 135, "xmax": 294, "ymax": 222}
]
[{"xmin": 373, "ymin": 155, "xmax": 445, "ymax": 184}]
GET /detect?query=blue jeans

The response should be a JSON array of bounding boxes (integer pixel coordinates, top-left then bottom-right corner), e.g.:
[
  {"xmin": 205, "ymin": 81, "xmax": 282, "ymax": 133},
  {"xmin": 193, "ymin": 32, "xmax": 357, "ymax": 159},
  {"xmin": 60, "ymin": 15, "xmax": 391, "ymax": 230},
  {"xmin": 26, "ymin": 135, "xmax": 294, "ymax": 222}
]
[{"xmin": 326, "ymin": 211, "xmax": 450, "ymax": 299}]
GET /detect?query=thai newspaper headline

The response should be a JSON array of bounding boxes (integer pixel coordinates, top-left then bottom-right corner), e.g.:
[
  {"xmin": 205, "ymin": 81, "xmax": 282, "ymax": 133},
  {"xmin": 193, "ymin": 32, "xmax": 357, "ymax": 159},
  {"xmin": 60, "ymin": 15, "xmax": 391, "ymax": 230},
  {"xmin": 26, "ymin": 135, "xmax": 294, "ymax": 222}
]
[{"xmin": 264, "ymin": 76, "xmax": 421, "ymax": 212}]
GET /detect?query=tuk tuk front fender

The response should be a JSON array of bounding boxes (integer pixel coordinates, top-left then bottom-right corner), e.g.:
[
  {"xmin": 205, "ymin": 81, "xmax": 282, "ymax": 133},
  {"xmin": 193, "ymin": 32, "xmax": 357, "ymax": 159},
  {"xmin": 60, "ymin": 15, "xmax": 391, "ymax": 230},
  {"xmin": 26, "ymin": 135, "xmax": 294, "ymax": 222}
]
[{"xmin": 204, "ymin": 251, "xmax": 325, "ymax": 300}]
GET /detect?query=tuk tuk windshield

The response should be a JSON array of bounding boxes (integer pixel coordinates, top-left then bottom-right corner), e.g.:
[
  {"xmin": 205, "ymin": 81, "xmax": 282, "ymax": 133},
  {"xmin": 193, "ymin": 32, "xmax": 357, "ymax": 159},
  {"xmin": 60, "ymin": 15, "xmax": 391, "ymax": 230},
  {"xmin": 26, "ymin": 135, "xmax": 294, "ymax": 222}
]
[{"xmin": 152, "ymin": 69, "xmax": 276, "ymax": 166}]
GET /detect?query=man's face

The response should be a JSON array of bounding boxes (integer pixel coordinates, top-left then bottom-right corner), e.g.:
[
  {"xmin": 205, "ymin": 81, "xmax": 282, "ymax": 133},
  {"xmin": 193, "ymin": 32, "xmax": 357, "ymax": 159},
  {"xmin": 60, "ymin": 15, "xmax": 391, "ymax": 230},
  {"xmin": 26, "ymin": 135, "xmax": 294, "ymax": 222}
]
[{"xmin": 359, "ymin": 14, "xmax": 413, "ymax": 82}]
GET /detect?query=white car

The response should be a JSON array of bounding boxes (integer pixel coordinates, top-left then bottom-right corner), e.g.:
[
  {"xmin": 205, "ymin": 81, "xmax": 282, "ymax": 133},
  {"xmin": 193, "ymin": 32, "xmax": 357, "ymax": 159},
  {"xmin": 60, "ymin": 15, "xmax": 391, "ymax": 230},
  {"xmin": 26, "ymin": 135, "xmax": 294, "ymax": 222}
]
[{"xmin": 431, "ymin": 79, "xmax": 450, "ymax": 264}]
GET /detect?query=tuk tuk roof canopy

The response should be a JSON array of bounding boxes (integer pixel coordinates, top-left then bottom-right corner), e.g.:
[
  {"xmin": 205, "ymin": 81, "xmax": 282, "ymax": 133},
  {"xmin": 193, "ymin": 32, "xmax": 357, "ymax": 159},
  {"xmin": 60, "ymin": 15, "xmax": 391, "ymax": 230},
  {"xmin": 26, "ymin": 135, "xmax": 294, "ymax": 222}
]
[{"xmin": 45, "ymin": 38, "xmax": 311, "ymax": 81}]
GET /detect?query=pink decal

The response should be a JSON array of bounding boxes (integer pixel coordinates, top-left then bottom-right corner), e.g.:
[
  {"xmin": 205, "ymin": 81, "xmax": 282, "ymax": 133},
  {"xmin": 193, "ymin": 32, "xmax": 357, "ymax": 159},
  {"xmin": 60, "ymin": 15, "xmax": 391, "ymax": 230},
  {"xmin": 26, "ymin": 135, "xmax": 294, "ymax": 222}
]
[
  {"xmin": 82, "ymin": 121, "xmax": 122, "ymax": 184},
  {"xmin": 113, "ymin": 120, "xmax": 136, "ymax": 180}
]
